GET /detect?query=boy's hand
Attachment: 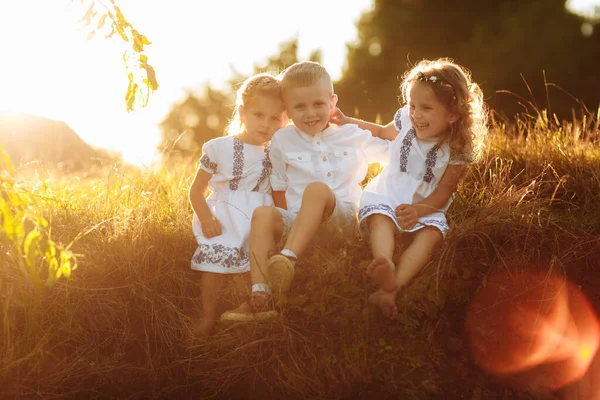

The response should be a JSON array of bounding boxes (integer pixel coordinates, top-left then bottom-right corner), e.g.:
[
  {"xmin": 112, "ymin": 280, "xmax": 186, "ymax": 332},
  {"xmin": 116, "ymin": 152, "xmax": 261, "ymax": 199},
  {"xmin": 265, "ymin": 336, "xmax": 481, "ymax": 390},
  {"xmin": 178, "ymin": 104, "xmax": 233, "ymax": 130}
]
[
  {"xmin": 395, "ymin": 204, "xmax": 419, "ymax": 230},
  {"xmin": 200, "ymin": 216, "xmax": 223, "ymax": 238},
  {"xmin": 330, "ymin": 107, "xmax": 348, "ymax": 126}
]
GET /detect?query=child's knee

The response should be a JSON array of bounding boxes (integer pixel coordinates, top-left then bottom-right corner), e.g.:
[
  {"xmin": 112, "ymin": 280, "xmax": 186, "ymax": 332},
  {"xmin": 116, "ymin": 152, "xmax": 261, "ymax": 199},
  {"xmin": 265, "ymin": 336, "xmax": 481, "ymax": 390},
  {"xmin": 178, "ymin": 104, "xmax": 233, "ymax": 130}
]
[
  {"xmin": 415, "ymin": 226, "xmax": 443, "ymax": 248},
  {"xmin": 252, "ymin": 206, "xmax": 279, "ymax": 227},
  {"xmin": 303, "ymin": 182, "xmax": 335, "ymax": 202}
]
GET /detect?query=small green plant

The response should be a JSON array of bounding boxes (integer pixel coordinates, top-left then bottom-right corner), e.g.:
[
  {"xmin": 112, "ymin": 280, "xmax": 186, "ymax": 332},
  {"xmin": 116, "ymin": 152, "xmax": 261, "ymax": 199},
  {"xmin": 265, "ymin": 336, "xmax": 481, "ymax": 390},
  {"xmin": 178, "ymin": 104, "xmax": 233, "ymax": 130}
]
[{"xmin": 0, "ymin": 146, "xmax": 77, "ymax": 288}]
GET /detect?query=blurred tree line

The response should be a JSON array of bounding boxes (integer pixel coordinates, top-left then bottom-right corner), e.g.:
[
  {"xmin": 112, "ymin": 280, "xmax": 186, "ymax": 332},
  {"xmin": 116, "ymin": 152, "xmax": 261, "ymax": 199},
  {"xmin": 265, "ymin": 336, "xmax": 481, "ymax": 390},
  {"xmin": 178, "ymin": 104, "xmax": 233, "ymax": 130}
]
[
  {"xmin": 159, "ymin": 40, "xmax": 321, "ymax": 162},
  {"xmin": 160, "ymin": 0, "xmax": 600, "ymax": 160}
]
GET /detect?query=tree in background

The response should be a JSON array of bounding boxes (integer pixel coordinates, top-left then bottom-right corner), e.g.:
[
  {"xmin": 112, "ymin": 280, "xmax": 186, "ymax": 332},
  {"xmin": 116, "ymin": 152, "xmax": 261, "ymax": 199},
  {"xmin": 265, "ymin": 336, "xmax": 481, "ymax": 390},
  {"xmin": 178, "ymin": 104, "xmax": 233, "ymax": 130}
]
[
  {"xmin": 335, "ymin": 0, "xmax": 600, "ymax": 123},
  {"xmin": 159, "ymin": 38, "xmax": 321, "ymax": 162}
]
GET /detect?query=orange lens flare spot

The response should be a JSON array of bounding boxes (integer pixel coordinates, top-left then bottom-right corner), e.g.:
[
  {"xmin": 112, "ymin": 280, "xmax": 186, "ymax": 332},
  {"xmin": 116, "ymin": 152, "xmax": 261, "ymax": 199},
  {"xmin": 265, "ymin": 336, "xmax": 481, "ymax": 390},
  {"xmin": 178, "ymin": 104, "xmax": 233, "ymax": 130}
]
[
  {"xmin": 580, "ymin": 346, "xmax": 593, "ymax": 362},
  {"xmin": 465, "ymin": 270, "xmax": 600, "ymax": 392}
]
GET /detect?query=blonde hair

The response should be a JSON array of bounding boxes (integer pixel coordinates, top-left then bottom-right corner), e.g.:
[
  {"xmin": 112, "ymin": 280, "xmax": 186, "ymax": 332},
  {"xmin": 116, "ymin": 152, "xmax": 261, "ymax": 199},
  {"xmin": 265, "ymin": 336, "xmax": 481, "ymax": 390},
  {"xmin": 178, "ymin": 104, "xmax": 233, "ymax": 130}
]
[
  {"xmin": 400, "ymin": 58, "xmax": 488, "ymax": 159},
  {"xmin": 280, "ymin": 61, "xmax": 333, "ymax": 94},
  {"xmin": 226, "ymin": 73, "xmax": 284, "ymax": 136}
]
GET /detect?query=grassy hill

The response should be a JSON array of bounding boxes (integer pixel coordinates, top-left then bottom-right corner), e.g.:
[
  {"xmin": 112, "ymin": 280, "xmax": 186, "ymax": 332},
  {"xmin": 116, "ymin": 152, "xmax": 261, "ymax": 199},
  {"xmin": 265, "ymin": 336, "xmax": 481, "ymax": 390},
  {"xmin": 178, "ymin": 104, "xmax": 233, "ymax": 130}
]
[
  {"xmin": 0, "ymin": 111, "xmax": 599, "ymax": 399},
  {"xmin": 0, "ymin": 112, "xmax": 122, "ymax": 175}
]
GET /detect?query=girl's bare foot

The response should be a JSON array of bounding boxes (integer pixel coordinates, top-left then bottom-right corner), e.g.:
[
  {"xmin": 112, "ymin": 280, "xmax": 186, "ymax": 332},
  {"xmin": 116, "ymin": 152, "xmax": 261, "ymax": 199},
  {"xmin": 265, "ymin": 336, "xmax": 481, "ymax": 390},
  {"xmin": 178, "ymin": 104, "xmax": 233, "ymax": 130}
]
[
  {"xmin": 369, "ymin": 289, "xmax": 398, "ymax": 319},
  {"xmin": 366, "ymin": 256, "xmax": 398, "ymax": 292}
]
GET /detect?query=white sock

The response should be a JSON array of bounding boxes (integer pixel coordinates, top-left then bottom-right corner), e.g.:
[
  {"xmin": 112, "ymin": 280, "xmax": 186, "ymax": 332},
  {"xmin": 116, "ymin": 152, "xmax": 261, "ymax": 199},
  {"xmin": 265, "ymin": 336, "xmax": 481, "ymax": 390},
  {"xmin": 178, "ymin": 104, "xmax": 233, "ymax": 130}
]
[
  {"xmin": 252, "ymin": 283, "xmax": 271, "ymax": 295},
  {"xmin": 280, "ymin": 248, "xmax": 297, "ymax": 264}
]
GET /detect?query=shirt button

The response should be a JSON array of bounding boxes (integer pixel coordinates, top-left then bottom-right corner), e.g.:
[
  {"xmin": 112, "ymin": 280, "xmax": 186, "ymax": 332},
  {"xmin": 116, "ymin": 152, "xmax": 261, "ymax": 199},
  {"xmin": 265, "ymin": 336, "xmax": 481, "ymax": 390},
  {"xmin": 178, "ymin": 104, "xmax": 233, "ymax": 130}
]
[
  {"xmin": 298, "ymin": 157, "xmax": 302, "ymax": 160},
  {"xmin": 322, "ymin": 157, "xmax": 327, "ymax": 162},
  {"xmin": 327, "ymin": 172, "xmax": 332, "ymax": 177},
  {"xmin": 344, "ymin": 151, "xmax": 348, "ymax": 155},
  {"xmin": 316, "ymin": 141, "xmax": 321, "ymax": 145}
]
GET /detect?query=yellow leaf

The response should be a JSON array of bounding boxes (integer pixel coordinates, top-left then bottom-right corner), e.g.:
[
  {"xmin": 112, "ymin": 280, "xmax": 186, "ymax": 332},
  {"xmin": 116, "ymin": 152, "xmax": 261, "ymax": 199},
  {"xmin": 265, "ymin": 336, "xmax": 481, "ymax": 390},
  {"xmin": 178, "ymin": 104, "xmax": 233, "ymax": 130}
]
[
  {"xmin": 24, "ymin": 228, "xmax": 42, "ymax": 268},
  {"xmin": 0, "ymin": 145, "xmax": 14, "ymax": 175},
  {"xmin": 60, "ymin": 252, "xmax": 72, "ymax": 278},
  {"xmin": 78, "ymin": 3, "xmax": 94, "ymax": 24},
  {"xmin": 115, "ymin": 23, "xmax": 128, "ymax": 42},
  {"xmin": 114, "ymin": 6, "xmax": 130, "ymax": 28},
  {"xmin": 105, "ymin": 26, "xmax": 116, "ymax": 39},
  {"xmin": 132, "ymin": 32, "xmax": 144, "ymax": 52},
  {"xmin": 142, "ymin": 63, "xmax": 159, "ymax": 90},
  {"xmin": 87, "ymin": 30, "xmax": 96, "ymax": 40},
  {"xmin": 97, "ymin": 14, "xmax": 107, "ymax": 30}
]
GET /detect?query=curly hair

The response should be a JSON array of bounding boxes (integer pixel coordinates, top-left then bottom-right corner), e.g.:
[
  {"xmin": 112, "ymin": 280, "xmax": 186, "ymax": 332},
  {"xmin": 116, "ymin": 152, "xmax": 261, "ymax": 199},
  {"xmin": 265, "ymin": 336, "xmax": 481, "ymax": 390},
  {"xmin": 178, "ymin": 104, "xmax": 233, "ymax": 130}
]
[
  {"xmin": 226, "ymin": 73, "xmax": 284, "ymax": 136},
  {"xmin": 400, "ymin": 58, "xmax": 488, "ymax": 160}
]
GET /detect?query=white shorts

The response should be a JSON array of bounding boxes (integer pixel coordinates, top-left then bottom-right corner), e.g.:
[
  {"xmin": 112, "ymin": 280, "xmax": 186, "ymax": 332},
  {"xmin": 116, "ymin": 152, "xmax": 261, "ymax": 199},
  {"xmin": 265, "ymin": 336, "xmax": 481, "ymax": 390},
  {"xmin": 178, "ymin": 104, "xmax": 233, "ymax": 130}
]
[{"xmin": 276, "ymin": 199, "xmax": 357, "ymax": 248}]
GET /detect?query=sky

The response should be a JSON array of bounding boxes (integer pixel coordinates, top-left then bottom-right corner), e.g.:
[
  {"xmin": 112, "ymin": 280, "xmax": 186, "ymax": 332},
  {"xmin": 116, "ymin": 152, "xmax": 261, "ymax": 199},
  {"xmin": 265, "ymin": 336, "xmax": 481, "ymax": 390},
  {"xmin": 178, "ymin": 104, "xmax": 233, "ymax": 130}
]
[{"xmin": 0, "ymin": 0, "xmax": 598, "ymax": 166}]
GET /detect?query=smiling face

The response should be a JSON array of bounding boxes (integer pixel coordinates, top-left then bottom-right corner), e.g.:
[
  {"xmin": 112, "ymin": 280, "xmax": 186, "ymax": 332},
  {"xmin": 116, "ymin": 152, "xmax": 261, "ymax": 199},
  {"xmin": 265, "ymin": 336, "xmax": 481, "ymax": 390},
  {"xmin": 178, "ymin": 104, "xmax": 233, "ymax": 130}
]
[
  {"xmin": 408, "ymin": 81, "xmax": 457, "ymax": 141},
  {"xmin": 239, "ymin": 94, "xmax": 286, "ymax": 145},
  {"xmin": 283, "ymin": 78, "xmax": 338, "ymax": 136}
]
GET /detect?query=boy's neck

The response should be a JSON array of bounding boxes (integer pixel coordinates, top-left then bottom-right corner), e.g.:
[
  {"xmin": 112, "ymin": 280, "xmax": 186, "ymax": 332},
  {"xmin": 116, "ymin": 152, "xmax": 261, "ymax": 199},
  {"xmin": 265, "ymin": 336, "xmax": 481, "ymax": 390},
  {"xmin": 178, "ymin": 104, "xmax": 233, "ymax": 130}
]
[{"xmin": 296, "ymin": 121, "xmax": 331, "ymax": 136}]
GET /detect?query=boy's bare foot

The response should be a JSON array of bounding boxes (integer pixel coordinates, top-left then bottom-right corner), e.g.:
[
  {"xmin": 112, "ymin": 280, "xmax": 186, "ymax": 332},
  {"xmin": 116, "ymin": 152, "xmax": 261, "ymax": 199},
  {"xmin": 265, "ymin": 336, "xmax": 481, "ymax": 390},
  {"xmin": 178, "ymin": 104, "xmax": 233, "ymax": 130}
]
[
  {"xmin": 369, "ymin": 289, "xmax": 398, "ymax": 319},
  {"xmin": 366, "ymin": 256, "xmax": 398, "ymax": 292}
]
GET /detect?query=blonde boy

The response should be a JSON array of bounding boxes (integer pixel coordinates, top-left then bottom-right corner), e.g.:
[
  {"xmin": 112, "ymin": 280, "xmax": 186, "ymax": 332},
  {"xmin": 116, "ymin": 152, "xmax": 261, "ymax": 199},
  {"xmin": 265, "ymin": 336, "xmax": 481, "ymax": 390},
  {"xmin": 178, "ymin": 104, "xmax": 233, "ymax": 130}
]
[{"xmin": 221, "ymin": 61, "xmax": 389, "ymax": 321}]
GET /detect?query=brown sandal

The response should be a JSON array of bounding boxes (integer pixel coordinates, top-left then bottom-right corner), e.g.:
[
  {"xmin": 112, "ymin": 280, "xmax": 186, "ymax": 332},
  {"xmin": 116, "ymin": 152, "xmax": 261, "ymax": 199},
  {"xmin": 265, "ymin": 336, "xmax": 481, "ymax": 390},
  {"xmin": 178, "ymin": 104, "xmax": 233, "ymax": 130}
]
[{"xmin": 220, "ymin": 292, "xmax": 279, "ymax": 322}]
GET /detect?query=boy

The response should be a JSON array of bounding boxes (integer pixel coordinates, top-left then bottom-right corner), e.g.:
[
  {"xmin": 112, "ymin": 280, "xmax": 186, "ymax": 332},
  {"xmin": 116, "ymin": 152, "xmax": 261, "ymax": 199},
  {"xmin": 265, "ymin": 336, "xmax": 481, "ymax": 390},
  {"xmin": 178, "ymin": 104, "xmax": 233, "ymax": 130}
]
[{"xmin": 221, "ymin": 61, "xmax": 389, "ymax": 321}]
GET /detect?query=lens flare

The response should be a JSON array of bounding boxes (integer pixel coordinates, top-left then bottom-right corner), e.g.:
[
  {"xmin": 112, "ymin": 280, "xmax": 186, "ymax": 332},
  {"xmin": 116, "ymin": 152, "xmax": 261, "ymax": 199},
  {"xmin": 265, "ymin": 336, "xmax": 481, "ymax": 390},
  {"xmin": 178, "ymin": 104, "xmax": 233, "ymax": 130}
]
[{"xmin": 465, "ymin": 270, "xmax": 600, "ymax": 392}]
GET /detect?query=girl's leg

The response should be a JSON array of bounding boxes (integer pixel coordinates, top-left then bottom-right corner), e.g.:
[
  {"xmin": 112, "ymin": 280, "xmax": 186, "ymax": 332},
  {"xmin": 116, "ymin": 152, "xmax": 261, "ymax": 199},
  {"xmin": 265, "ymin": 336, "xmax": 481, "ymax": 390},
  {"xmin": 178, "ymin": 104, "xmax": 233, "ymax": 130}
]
[
  {"xmin": 394, "ymin": 226, "xmax": 442, "ymax": 288},
  {"xmin": 282, "ymin": 182, "xmax": 336, "ymax": 258},
  {"xmin": 194, "ymin": 271, "xmax": 225, "ymax": 336},
  {"xmin": 249, "ymin": 206, "xmax": 284, "ymax": 285},
  {"xmin": 369, "ymin": 226, "xmax": 442, "ymax": 319},
  {"xmin": 219, "ymin": 207, "xmax": 285, "ymax": 321},
  {"xmin": 365, "ymin": 214, "xmax": 397, "ymax": 292}
]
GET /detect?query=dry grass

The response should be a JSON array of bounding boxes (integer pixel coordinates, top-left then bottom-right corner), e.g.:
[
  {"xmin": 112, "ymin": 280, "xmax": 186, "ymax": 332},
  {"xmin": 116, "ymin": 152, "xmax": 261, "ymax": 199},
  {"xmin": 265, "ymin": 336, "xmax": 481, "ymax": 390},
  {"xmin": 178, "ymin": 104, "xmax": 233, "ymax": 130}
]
[{"xmin": 1, "ymin": 110, "xmax": 599, "ymax": 399}]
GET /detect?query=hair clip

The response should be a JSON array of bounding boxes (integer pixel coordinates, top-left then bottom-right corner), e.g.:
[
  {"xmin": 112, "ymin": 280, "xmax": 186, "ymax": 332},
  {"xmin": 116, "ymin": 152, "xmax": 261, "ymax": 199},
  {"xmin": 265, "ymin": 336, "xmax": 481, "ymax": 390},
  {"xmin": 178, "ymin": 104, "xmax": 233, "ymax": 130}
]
[{"xmin": 417, "ymin": 71, "xmax": 442, "ymax": 84}]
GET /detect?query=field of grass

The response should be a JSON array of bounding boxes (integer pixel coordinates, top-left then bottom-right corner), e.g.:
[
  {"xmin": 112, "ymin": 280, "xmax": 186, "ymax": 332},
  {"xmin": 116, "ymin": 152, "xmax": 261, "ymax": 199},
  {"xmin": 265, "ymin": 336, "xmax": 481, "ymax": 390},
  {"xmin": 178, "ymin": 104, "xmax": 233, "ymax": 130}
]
[{"xmin": 1, "ymin": 110, "xmax": 599, "ymax": 399}]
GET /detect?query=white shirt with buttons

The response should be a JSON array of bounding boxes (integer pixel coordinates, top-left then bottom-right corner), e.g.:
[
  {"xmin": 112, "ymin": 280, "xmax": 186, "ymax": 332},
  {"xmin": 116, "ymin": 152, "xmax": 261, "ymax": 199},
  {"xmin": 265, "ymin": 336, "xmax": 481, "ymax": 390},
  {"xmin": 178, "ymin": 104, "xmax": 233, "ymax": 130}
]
[{"xmin": 270, "ymin": 124, "xmax": 390, "ymax": 214}]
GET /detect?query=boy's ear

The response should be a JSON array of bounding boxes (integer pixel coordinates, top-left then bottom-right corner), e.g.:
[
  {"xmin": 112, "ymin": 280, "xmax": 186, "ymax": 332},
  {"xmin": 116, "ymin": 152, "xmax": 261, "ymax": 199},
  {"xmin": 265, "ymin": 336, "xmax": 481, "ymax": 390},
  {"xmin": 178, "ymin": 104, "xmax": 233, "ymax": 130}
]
[{"xmin": 330, "ymin": 94, "xmax": 338, "ymax": 110}]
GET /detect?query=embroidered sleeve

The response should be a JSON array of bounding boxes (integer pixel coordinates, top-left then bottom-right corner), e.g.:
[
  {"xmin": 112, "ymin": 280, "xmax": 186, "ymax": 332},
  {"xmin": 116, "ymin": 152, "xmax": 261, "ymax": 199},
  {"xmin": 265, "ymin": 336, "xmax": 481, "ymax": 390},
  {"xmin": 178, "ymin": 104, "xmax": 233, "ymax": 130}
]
[
  {"xmin": 393, "ymin": 105, "xmax": 410, "ymax": 133},
  {"xmin": 269, "ymin": 134, "xmax": 287, "ymax": 191},
  {"xmin": 393, "ymin": 108, "xmax": 403, "ymax": 132},
  {"xmin": 199, "ymin": 141, "xmax": 218, "ymax": 174},
  {"xmin": 449, "ymin": 148, "xmax": 474, "ymax": 165}
]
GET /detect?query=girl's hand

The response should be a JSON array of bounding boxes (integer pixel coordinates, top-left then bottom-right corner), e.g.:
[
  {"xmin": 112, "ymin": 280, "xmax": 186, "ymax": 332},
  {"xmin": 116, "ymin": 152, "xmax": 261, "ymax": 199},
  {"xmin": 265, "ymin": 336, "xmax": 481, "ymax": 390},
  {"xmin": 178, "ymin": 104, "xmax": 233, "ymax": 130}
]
[
  {"xmin": 330, "ymin": 107, "xmax": 348, "ymax": 126},
  {"xmin": 201, "ymin": 216, "xmax": 223, "ymax": 238},
  {"xmin": 395, "ymin": 204, "xmax": 419, "ymax": 230}
]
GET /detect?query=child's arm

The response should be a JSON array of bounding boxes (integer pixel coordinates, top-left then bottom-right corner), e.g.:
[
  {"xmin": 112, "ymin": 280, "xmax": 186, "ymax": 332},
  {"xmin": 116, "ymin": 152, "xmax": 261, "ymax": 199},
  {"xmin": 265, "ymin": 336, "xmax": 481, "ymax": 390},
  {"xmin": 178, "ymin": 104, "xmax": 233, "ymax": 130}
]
[
  {"xmin": 269, "ymin": 133, "xmax": 288, "ymax": 210},
  {"xmin": 189, "ymin": 168, "xmax": 222, "ymax": 238},
  {"xmin": 396, "ymin": 165, "xmax": 467, "ymax": 229},
  {"xmin": 330, "ymin": 107, "xmax": 398, "ymax": 141},
  {"xmin": 272, "ymin": 191, "xmax": 287, "ymax": 209}
]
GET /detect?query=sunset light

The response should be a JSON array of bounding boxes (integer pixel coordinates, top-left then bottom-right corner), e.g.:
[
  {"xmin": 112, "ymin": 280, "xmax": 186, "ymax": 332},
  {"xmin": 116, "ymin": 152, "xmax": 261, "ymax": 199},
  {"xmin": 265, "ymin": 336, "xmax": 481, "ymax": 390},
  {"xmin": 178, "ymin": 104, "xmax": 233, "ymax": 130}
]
[
  {"xmin": 1, "ymin": 0, "xmax": 599, "ymax": 398},
  {"xmin": 0, "ymin": 0, "xmax": 371, "ymax": 165}
]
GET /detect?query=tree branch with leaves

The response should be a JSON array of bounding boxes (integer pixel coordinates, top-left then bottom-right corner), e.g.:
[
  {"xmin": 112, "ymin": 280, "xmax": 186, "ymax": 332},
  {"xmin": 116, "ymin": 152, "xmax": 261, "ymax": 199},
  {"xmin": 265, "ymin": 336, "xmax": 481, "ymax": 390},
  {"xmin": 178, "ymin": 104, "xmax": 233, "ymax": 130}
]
[{"xmin": 70, "ymin": 0, "xmax": 159, "ymax": 111}]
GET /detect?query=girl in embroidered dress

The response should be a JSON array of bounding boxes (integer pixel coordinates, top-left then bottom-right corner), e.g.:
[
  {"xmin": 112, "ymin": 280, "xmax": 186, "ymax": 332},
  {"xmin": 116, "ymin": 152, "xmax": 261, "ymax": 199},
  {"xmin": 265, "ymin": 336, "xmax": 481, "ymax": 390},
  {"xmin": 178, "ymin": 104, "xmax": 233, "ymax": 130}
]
[
  {"xmin": 188, "ymin": 73, "xmax": 287, "ymax": 335},
  {"xmin": 332, "ymin": 58, "xmax": 487, "ymax": 318}
]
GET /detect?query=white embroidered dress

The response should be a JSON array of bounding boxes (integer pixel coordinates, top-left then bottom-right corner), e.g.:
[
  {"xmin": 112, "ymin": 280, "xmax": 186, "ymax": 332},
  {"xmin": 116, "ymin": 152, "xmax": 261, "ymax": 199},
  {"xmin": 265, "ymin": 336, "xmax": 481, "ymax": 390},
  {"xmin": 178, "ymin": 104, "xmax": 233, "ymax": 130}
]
[
  {"xmin": 358, "ymin": 106, "xmax": 472, "ymax": 238},
  {"xmin": 191, "ymin": 136, "xmax": 273, "ymax": 274}
]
